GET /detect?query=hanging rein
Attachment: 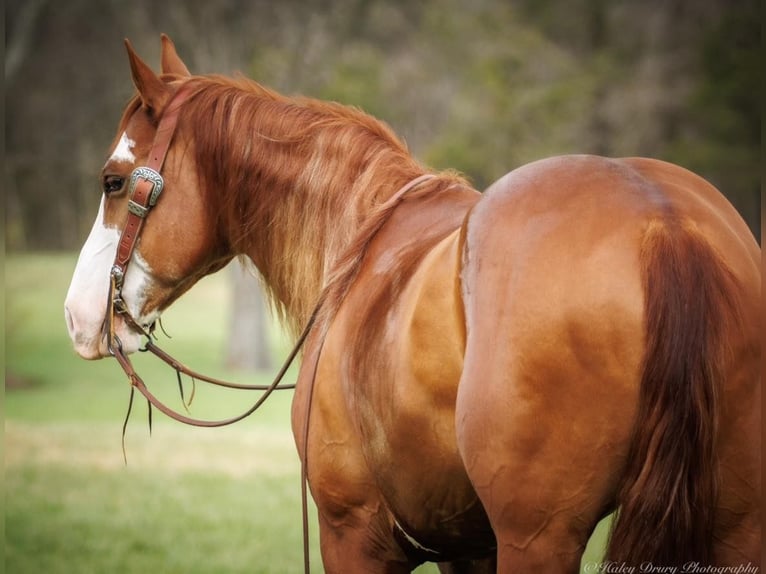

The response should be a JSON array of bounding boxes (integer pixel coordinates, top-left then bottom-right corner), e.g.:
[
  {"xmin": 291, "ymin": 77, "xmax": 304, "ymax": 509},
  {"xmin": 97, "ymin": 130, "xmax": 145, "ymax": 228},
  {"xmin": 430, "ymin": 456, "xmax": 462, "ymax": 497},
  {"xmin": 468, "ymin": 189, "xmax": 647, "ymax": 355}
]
[{"xmin": 102, "ymin": 81, "xmax": 435, "ymax": 574}]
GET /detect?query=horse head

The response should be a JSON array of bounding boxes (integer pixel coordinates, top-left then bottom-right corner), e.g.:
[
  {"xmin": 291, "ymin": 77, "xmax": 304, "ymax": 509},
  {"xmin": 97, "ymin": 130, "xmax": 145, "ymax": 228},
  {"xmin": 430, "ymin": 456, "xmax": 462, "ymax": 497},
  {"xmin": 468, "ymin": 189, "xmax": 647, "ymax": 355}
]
[{"xmin": 64, "ymin": 36, "xmax": 230, "ymax": 359}]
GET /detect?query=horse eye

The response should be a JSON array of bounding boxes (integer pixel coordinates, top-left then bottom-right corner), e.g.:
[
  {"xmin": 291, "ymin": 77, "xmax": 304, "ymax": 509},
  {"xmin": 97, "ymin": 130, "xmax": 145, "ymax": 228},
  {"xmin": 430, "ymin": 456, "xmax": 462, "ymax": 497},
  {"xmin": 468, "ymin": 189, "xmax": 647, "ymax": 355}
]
[{"xmin": 102, "ymin": 175, "xmax": 125, "ymax": 195}]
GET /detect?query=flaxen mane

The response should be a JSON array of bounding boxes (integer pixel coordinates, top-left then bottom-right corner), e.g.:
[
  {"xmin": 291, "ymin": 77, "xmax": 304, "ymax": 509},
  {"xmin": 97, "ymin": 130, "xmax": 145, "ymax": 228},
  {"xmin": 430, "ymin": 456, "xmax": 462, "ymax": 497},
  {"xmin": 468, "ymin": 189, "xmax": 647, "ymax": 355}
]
[{"xmin": 177, "ymin": 75, "xmax": 469, "ymax": 337}]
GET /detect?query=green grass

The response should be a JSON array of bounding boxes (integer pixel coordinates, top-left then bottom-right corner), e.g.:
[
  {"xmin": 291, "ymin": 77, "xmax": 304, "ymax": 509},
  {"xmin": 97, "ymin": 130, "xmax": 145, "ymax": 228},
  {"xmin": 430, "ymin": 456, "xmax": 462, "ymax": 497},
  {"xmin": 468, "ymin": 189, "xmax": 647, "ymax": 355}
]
[
  {"xmin": 5, "ymin": 253, "xmax": 609, "ymax": 572},
  {"xmin": 6, "ymin": 253, "xmax": 324, "ymax": 573}
]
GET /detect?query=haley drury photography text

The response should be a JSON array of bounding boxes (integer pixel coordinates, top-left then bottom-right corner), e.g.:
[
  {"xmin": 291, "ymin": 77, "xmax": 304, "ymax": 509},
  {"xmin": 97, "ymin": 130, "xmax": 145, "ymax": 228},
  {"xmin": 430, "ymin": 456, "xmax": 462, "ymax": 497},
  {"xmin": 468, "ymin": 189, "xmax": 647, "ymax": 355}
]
[{"xmin": 584, "ymin": 562, "xmax": 760, "ymax": 574}]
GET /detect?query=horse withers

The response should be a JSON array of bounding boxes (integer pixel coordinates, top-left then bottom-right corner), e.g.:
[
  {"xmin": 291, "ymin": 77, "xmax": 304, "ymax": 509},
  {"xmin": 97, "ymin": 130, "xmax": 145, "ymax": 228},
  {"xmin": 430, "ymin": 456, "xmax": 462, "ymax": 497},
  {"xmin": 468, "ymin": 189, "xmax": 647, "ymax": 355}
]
[{"xmin": 64, "ymin": 35, "xmax": 761, "ymax": 572}]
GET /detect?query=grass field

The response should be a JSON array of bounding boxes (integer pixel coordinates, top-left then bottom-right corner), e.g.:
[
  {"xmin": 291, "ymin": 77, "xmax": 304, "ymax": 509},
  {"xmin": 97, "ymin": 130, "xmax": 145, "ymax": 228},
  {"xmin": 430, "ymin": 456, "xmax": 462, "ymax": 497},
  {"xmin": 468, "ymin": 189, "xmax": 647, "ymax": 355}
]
[{"xmin": 6, "ymin": 253, "xmax": 609, "ymax": 572}]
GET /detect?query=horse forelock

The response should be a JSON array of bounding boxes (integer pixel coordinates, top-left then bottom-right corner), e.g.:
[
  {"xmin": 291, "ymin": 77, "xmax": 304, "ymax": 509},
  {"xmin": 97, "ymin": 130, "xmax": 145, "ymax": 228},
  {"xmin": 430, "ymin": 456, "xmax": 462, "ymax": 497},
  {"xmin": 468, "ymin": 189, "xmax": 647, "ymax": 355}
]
[{"xmin": 172, "ymin": 74, "xmax": 453, "ymax": 338}]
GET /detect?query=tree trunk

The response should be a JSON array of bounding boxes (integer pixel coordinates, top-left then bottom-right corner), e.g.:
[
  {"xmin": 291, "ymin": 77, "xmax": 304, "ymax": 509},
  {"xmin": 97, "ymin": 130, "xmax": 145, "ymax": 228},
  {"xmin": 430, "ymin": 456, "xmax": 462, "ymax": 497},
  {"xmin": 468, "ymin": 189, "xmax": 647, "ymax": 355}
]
[{"xmin": 225, "ymin": 261, "xmax": 273, "ymax": 372}]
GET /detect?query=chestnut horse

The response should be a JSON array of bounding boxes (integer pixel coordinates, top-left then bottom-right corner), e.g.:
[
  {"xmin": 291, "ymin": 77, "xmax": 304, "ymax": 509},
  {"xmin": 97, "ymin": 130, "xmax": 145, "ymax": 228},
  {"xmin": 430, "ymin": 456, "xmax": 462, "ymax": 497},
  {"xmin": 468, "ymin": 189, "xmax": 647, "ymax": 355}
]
[{"xmin": 65, "ymin": 36, "xmax": 761, "ymax": 572}]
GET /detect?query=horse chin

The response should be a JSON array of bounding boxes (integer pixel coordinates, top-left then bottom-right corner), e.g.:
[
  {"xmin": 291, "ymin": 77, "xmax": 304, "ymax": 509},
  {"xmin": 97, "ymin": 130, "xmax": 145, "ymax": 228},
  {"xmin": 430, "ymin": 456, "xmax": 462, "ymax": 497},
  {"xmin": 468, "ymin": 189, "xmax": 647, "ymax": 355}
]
[
  {"xmin": 71, "ymin": 341, "xmax": 107, "ymax": 361},
  {"xmin": 69, "ymin": 323, "xmax": 143, "ymax": 360},
  {"xmin": 112, "ymin": 324, "xmax": 144, "ymax": 356}
]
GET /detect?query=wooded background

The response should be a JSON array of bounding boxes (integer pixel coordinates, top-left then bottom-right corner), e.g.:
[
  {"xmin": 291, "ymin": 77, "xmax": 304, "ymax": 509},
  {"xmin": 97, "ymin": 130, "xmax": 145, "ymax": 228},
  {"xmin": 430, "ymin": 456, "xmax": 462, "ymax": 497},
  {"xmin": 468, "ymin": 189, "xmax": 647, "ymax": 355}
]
[
  {"xmin": 4, "ymin": 5, "xmax": 760, "ymax": 566},
  {"xmin": 6, "ymin": 0, "xmax": 761, "ymax": 251}
]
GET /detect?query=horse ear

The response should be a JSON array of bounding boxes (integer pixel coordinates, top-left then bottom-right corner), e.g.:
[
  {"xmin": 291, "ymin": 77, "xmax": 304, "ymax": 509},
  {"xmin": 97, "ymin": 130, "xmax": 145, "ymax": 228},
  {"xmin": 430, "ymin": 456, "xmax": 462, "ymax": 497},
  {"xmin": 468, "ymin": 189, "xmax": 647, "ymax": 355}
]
[
  {"xmin": 160, "ymin": 34, "xmax": 190, "ymax": 77},
  {"xmin": 125, "ymin": 38, "xmax": 171, "ymax": 115}
]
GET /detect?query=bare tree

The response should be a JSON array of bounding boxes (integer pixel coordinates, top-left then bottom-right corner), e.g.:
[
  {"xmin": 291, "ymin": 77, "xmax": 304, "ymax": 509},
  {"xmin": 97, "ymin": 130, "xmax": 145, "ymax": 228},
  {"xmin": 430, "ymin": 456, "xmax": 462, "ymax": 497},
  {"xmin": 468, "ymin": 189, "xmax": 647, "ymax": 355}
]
[
  {"xmin": 5, "ymin": 0, "xmax": 48, "ymax": 86},
  {"xmin": 226, "ymin": 262, "xmax": 273, "ymax": 371}
]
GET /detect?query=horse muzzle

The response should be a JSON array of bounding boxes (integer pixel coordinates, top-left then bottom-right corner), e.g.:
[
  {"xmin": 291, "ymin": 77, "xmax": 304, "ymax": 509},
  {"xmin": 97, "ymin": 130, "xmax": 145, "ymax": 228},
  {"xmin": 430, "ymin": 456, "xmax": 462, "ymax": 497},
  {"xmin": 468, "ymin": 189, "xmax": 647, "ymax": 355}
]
[{"xmin": 64, "ymin": 304, "xmax": 143, "ymax": 360}]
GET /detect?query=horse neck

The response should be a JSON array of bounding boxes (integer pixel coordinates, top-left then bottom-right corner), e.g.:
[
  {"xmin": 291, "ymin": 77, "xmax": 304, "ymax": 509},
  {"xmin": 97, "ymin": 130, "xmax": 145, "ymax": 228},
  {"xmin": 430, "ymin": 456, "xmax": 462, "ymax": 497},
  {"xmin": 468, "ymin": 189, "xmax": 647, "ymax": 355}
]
[
  {"xmin": 252, "ymin": 141, "xmax": 424, "ymax": 338},
  {"xmin": 190, "ymin": 81, "xmax": 424, "ymax": 336}
]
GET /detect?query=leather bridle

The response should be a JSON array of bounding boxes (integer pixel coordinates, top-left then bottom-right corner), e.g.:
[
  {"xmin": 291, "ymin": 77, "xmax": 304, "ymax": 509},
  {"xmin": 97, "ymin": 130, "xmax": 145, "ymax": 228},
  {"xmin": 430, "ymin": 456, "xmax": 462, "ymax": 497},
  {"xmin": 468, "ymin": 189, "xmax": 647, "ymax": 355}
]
[
  {"xmin": 101, "ymin": 80, "xmax": 436, "ymax": 574},
  {"xmin": 104, "ymin": 82, "xmax": 302, "ymax": 429}
]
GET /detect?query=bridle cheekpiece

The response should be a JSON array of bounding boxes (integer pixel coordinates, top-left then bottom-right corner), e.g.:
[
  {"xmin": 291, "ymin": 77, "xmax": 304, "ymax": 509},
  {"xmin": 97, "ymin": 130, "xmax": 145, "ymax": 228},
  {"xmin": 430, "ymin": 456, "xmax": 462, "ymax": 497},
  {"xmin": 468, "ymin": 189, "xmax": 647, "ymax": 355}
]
[{"xmin": 107, "ymin": 85, "xmax": 189, "ymax": 340}]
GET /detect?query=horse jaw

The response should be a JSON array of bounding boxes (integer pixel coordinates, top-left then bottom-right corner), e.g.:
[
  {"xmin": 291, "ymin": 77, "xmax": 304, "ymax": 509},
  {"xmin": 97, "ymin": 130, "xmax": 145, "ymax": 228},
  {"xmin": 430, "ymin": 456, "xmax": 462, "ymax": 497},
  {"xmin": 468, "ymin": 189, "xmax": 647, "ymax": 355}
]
[{"xmin": 64, "ymin": 197, "xmax": 154, "ymax": 359}]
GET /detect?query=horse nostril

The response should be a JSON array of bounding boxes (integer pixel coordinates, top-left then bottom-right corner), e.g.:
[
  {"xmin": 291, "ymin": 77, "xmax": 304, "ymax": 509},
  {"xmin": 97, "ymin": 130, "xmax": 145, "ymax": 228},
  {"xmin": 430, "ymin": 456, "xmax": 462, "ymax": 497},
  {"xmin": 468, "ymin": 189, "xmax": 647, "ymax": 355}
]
[{"xmin": 65, "ymin": 306, "xmax": 76, "ymax": 337}]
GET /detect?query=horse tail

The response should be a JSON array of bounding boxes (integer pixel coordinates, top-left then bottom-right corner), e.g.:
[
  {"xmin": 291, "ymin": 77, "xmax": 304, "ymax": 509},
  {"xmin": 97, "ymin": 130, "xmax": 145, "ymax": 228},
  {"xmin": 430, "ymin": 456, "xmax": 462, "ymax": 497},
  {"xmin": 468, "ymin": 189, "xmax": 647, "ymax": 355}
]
[{"xmin": 606, "ymin": 216, "xmax": 738, "ymax": 565}]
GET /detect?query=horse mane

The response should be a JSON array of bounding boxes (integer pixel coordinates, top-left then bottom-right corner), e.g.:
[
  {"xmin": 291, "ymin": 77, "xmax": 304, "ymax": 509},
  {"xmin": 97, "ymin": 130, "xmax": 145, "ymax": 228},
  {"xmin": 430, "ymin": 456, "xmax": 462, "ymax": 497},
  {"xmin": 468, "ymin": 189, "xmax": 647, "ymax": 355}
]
[{"xmin": 175, "ymin": 75, "xmax": 468, "ymax": 338}]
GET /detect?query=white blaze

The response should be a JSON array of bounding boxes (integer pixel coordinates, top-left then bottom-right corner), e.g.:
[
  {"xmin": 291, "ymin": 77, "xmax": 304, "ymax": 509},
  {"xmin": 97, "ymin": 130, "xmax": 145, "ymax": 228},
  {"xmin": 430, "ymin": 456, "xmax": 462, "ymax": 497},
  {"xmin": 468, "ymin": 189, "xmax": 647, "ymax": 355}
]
[
  {"xmin": 64, "ymin": 196, "xmax": 156, "ymax": 359},
  {"xmin": 110, "ymin": 132, "xmax": 136, "ymax": 164}
]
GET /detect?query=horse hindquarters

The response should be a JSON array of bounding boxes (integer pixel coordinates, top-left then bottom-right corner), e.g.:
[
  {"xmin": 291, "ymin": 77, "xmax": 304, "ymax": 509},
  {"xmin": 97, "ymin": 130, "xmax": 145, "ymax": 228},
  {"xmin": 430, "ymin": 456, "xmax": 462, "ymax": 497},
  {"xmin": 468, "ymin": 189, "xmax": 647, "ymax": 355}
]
[
  {"xmin": 454, "ymin": 170, "xmax": 648, "ymax": 571},
  {"xmin": 455, "ymin": 155, "xmax": 761, "ymax": 571}
]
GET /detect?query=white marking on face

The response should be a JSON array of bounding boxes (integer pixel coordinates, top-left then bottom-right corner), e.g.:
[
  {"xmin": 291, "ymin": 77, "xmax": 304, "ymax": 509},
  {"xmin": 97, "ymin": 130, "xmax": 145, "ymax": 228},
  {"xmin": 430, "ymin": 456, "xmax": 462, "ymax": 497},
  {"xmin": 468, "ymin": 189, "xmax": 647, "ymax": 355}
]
[
  {"xmin": 109, "ymin": 131, "xmax": 136, "ymax": 164},
  {"xmin": 65, "ymin": 197, "xmax": 119, "ymax": 347},
  {"xmin": 64, "ymin": 196, "xmax": 157, "ymax": 359},
  {"xmin": 122, "ymin": 250, "xmax": 159, "ymax": 326}
]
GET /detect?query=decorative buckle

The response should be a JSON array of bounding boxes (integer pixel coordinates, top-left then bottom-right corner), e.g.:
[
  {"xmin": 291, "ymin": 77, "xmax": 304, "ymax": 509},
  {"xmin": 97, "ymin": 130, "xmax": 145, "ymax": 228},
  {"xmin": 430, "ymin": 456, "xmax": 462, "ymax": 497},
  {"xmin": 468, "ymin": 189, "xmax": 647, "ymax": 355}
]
[{"xmin": 128, "ymin": 167, "xmax": 164, "ymax": 207}]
